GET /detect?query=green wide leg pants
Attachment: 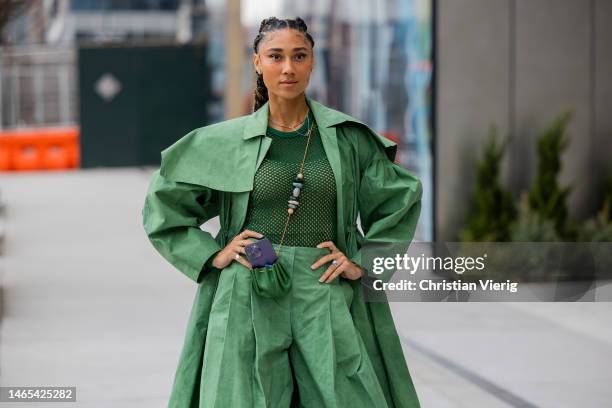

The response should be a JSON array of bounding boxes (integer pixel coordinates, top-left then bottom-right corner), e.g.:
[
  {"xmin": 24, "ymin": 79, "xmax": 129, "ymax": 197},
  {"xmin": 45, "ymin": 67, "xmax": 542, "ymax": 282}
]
[{"xmin": 199, "ymin": 244, "xmax": 390, "ymax": 408}]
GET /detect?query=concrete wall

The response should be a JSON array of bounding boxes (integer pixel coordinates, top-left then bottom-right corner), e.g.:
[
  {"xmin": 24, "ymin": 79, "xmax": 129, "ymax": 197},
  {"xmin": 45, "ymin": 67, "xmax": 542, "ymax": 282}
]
[{"xmin": 436, "ymin": 0, "xmax": 612, "ymax": 241}]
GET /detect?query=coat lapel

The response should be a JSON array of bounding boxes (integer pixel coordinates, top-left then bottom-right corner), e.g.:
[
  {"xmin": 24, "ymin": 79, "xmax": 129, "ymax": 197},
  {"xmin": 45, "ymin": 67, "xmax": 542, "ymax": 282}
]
[
  {"xmin": 307, "ymin": 98, "xmax": 347, "ymax": 251},
  {"xmin": 229, "ymin": 106, "xmax": 271, "ymax": 234},
  {"xmin": 242, "ymin": 101, "xmax": 271, "ymax": 173}
]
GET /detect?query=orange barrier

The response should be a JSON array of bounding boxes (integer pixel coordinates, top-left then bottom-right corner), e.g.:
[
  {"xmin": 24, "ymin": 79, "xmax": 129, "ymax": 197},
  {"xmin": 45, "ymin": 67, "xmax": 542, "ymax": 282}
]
[{"xmin": 0, "ymin": 127, "xmax": 80, "ymax": 171}]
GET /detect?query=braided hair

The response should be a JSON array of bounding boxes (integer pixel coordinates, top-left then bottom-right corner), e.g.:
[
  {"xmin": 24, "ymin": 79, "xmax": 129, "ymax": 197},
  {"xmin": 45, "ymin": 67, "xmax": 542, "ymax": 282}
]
[{"xmin": 252, "ymin": 17, "xmax": 315, "ymax": 112}]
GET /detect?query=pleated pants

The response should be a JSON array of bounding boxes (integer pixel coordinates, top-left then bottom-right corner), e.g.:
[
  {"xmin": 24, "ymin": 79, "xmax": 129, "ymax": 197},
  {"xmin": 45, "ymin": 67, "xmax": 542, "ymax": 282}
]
[{"xmin": 198, "ymin": 244, "xmax": 390, "ymax": 408}]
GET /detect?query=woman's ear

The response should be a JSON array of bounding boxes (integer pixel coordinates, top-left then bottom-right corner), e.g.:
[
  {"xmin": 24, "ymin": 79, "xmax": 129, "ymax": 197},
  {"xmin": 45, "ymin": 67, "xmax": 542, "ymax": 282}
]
[{"xmin": 252, "ymin": 53, "xmax": 260, "ymax": 74}]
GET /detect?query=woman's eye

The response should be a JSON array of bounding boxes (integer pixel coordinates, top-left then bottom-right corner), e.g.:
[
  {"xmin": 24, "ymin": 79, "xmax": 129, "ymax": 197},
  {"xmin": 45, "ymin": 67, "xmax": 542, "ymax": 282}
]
[
  {"xmin": 295, "ymin": 54, "xmax": 306, "ymax": 60},
  {"xmin": 270, "ymin": 54, "xmax": 281, "ymax": 61}
]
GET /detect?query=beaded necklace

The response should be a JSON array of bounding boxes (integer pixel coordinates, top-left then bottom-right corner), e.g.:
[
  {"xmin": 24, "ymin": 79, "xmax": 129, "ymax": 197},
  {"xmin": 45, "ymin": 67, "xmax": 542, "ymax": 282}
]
[{"xmin": 271, "ymin": 115, "xmax": 317, "ymax": 252}]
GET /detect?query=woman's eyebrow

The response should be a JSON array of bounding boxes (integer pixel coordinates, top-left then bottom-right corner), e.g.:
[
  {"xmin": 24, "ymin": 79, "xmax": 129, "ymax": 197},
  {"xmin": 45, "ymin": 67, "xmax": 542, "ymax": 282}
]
[{"xmin": 267, "ymin": 47, "xmax": 308, "ymax": 52}]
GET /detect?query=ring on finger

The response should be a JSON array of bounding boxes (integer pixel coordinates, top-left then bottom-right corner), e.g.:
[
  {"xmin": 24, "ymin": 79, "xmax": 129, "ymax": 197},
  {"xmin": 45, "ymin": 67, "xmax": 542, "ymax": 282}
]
[
  {"xmin": 235, "ymin": 253, "xmax": 240, "ymax": 260},
  {"xmin": 332, "ymin": 259, "xmax": 339, "ymax": 265}
]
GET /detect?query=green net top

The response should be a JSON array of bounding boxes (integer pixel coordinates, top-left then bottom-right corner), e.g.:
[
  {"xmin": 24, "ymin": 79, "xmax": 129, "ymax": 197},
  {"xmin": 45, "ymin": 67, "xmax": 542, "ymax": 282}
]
[{"xmin": 241, "ymin": 109, "xmax": 338, "ymax": 247}]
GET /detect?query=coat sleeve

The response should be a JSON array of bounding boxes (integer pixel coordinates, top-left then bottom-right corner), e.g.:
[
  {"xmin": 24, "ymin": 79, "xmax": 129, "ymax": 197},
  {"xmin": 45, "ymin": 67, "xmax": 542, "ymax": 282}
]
[
  {"xmin": 350, "ymin": 130, "xmax": 423, "ymax": 283},
  {"xmin": 142, "ymin": 169, "xmax": 223, "ymax": 283}
]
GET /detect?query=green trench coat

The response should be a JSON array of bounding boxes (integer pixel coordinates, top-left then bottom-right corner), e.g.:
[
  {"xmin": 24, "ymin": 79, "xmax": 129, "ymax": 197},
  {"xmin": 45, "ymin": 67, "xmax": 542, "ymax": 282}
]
[{"xmin": 142, "ymin": 96, "xmax": 423, "ymax": 408}]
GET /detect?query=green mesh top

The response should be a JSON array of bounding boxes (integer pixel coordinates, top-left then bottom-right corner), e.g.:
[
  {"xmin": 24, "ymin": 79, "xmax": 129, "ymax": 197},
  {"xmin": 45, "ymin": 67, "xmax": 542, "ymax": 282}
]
[{"xmin": 241, "ymin": 109, "xmax": 338, "ymax": 247}]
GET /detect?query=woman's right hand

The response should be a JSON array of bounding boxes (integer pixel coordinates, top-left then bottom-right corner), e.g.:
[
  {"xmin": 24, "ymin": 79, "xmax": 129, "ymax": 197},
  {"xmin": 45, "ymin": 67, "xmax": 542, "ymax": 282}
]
[{"xmin": 211, "ymin": 229, "xmax": 263, "ymax": 270}]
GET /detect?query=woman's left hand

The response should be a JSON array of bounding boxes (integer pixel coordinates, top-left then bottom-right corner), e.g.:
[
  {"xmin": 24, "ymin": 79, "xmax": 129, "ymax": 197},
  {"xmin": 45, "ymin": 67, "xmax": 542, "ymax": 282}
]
[{"xmin": 311, "ymin": 241, "xmax": 365, "ymax": 283}]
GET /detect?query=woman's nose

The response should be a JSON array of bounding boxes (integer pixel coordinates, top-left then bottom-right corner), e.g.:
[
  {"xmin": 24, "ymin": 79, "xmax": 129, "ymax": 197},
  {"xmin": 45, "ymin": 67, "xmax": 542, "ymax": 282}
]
[{"xmin": 282, "ymin": 60, "xmax": 295, "ymax": 74}]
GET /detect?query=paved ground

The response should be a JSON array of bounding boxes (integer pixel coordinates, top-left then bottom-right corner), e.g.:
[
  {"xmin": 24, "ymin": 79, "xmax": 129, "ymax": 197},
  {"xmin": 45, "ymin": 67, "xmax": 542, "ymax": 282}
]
[{"xmin": 0, "ymin": 167, "xmax": 611, "ymax": 407}]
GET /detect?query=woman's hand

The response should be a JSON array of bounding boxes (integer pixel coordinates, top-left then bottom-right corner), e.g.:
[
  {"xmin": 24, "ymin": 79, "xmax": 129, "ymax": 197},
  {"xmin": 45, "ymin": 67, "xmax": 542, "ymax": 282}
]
[
  {"xmin": 311, "ymin": 241, "xmax": 365, "ymax": 283},
  {"xmin": 211, "ymin": 229, "xmax": 263, "ymax": 270}
]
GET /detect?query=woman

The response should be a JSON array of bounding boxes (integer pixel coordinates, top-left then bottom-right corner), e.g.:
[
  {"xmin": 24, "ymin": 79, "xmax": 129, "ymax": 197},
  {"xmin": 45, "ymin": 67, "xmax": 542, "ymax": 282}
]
[{"xmin": 142, "ymin": 16, "xmax": 422, "ymax": 408}]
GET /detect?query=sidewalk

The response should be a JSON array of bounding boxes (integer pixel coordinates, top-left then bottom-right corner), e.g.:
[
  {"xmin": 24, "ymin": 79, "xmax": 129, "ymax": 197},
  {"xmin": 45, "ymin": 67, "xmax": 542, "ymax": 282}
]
[{"xmin": 0, "ymin": 167, "xmax": 610, "ymax": 407}]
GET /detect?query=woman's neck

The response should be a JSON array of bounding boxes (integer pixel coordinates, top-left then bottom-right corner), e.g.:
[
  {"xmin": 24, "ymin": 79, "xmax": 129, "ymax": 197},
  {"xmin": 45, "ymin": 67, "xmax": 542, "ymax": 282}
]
[{"xmin": 267, "ymin": 93, "xmax": 309, "ymax": 130}]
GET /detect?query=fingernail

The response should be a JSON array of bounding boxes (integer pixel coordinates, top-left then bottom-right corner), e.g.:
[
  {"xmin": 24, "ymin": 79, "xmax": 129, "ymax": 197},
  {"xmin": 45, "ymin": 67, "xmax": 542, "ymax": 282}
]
[
  {"xmin": 318, "ymin": 277, "xmax": 323, "ymax": 282},
  {"xmin": 310, "ymin": 265, "xmax": 315, "ymax": 269}
]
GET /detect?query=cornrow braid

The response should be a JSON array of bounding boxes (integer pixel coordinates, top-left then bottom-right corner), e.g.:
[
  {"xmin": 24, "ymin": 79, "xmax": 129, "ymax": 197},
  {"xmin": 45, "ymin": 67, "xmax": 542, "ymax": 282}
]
[{"xmin": 252, "ymin": 16, "xmax": 315, "ymax": 112}]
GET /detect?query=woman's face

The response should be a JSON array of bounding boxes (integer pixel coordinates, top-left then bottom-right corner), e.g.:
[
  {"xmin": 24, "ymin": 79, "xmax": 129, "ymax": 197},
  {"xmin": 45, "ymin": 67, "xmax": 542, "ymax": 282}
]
[{"xmin": 253, "ymin": 28, "xmax": 313, "ymax": 100}]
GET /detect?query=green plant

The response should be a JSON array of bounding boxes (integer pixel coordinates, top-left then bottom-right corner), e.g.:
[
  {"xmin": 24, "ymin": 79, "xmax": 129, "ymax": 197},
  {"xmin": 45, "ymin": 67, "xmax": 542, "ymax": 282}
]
[
  {"xmin": 574, "ymin": 177, "xmax": 612, "ymax": 281},
  {"xmin": 508, "ymin": 192, "xmax": 564, "ymax": 281},
  {"xmin": 460, "ymin": 125, "xmax": 516, "ymax": 242},
  {"xmin": 578, "ymin": 176, "xmax": 612, "ymax": 242},
  {"xmin": 510, "ymin": 192, "xmax": 561, "ymax": 242},
  {"xmin": 528, "ymin": 110, "xmax": 574, "ymax": 239}
]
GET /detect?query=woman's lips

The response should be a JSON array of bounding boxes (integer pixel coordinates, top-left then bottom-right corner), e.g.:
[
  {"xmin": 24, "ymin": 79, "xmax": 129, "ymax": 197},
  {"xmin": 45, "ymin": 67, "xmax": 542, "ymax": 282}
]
[{"xmin": 280, "ymin": 81, "xmax": 298, "ymax": 86}]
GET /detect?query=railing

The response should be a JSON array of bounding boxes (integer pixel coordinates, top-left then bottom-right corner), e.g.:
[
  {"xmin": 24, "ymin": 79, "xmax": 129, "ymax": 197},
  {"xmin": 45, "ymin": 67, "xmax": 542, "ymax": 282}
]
[{"xmin": 0, "ymin": 45, "xmax": 77, "ymax": 130}]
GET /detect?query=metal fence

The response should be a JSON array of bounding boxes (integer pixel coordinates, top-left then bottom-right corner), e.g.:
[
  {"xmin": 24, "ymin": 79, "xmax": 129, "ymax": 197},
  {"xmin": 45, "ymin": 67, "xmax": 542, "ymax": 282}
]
[{"xmin": 0, "ymin": 45, "xmax": 77, "ymax": 129}]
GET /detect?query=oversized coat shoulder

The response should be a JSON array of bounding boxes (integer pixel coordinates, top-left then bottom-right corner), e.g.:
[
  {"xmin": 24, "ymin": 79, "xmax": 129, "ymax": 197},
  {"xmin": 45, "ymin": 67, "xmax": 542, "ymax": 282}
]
[{"xmin": 158, "ymin": 115, "xmax": 253, "ymax": 192}]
